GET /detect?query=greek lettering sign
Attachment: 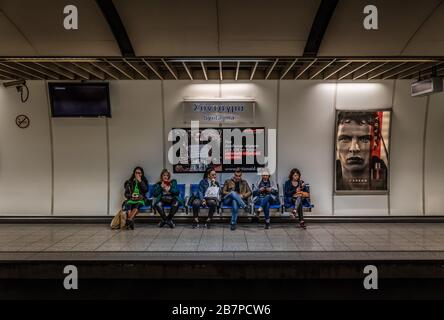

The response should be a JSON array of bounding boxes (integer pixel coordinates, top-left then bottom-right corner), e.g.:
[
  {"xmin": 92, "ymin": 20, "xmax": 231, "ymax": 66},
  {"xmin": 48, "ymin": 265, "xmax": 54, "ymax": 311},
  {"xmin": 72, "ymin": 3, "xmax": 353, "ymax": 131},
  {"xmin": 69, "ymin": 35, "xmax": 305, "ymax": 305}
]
[{"xmin": 182, "ymin": 99, "xmax": 255, "ymax": 124}]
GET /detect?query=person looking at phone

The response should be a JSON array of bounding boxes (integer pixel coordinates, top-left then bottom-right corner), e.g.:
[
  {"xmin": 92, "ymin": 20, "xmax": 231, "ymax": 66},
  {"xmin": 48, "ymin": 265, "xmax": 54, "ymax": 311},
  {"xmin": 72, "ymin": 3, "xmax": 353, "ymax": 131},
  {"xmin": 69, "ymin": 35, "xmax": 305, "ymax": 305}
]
[
  {"xmin": 191, "ymin": 167, "xmax": 220, "ymax": 229},
  {"xmin": 152, "ymin": 169, "xmax": 182, "ymax": 228},
  {"xmin": 252, "ymin": 168, "xmax": 278, "ymax": 229},
  {"xmin": 284, "ymin": 168, "xmax": 309, "ymax": 229},
  {"xmin": 123, "ymin": 167, "xmax": 149, "ymax": 230}
]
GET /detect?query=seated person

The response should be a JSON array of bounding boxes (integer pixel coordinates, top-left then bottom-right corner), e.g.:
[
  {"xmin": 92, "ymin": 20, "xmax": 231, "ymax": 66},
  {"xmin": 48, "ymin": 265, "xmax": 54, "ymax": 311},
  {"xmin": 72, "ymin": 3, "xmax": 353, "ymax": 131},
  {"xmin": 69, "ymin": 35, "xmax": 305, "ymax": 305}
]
[
  {"xmin": 284, "ymin": 168, "xmax": 310, "ymax": 229},
  {"xmin": 252, "ymin": 169, "xmax": 279, "ymax": 229},
  {"xmin": 191, "ymin": 167, "xmax": 220, "ymax": 229},
  {"xmin": 222, "ymin": 168, "xmax": 252, "ymax": 231},
  {"xmin": 152, "ymin": 169, "xmax": 183, "ymax": 229},
  {"xmin": 123, "ymin": 167, "xmax": 149, "ymax": 230}
]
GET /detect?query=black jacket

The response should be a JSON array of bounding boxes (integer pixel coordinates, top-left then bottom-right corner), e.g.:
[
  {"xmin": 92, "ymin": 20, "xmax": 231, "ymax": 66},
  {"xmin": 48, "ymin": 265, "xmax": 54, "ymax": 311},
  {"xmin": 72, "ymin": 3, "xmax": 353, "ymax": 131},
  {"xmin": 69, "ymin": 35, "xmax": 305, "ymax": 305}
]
[{"xmin": 124, "ymin": 178, "xmax": 149, "ymax": 200}]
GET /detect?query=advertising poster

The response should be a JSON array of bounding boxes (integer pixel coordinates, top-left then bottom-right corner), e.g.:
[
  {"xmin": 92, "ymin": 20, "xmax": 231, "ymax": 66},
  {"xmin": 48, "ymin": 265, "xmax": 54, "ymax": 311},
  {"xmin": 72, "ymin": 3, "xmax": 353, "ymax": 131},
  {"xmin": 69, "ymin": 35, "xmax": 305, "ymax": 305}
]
[
  {"xmin": 172, "ymin": 127, "xmax": 265, "ymax": 173},
  {"xmin": 335, "ymin": 110, "xmax": 391, "ymax": 193}
]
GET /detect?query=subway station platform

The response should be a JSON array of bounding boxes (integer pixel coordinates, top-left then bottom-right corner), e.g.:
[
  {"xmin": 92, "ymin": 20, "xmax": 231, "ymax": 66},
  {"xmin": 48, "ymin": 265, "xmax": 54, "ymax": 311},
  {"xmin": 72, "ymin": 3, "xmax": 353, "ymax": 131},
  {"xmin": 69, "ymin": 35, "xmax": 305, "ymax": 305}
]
[{"xmin": 1, "ymin": 222, "xmax": 444, "ymax": 299}]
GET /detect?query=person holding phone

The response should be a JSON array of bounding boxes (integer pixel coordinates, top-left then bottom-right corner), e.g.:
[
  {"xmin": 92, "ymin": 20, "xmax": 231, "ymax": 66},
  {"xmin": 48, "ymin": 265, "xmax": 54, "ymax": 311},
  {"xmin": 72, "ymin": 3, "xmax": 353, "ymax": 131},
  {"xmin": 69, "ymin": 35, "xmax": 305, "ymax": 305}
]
[
  {"xmin": 191, "ymin": 167, "xmax": 220, "ymax": 229},
  {"xmin": 284, "ymin": 168, "xmax": 310, "ymax": 229},
  {"xmin": 152, "ymin": 169, "xmax": 183, "ymax": 228},
  {"xmin": 123, "ymin": 167, "xmax": 149, "ymax": 230},
  {"xmin": 252, "ymin": 169, "xmax": 278, "ymax": 229}
]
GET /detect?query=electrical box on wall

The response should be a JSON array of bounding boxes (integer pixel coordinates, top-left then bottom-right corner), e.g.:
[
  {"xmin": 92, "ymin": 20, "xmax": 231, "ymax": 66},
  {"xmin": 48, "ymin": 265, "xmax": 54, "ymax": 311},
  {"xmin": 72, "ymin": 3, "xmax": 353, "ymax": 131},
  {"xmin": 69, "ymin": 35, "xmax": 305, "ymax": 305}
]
[{"xmin": 411, "ymin": 77, "xmax": 443, "ymax": 97}]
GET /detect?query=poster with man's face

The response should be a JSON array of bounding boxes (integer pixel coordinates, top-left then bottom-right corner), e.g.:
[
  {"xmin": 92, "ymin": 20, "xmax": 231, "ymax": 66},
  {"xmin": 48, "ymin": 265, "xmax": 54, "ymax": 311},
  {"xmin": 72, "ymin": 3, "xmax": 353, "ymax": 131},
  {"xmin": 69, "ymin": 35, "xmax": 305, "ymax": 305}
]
[{"xmin": 335, "ymin": 110, "xmax": 391, "ymax": 193}]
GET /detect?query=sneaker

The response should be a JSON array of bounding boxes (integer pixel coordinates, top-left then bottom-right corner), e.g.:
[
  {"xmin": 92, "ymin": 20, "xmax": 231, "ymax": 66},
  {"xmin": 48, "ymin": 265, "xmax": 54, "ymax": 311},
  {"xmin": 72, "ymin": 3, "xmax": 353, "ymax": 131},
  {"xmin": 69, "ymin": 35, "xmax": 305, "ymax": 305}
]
[
  {"xmin": 299, "ymin": 221, "xmax": 307, "ymax": 229},
  {"xmin": 204, "ymin": 220, "xmax": 211, "ymax": 229},
  {"xmin": 264, "ymin": 222, "xmax": 270, "ymax": 230},
  {"xmin": 230, "ymin": 224, "xmax": 236, "ymax": 231},
  {"xmin": 158, "ymin": 220, "xmax": 166, "ymax": 228},
  {"xmin": 167, "ymin": 219, "xmax": 175, "ymax": 229},
  {"xmin": 192, "ymin": 220, "xmax": 199, "ymax": 229}
]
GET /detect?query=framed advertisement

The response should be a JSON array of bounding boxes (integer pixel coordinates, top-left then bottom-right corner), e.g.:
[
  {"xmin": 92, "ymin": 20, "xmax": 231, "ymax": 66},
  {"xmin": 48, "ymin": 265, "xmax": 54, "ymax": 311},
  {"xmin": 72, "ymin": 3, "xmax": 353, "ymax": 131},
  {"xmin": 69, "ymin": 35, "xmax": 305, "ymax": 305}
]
[
  {"xmin": 334, "ymin": 109, "xmax": 391, "ymax": 195},
  {"xmin": 172, "ymin": 127, "xmax": 265, "ymax": 173}
]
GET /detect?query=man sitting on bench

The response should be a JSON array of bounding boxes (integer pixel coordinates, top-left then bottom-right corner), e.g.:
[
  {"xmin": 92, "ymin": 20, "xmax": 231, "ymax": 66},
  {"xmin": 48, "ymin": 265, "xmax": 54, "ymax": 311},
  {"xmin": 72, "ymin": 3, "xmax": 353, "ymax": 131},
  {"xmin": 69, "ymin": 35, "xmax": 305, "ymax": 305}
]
[{"xmin": 222, "ymin": 168, "xmax": 252, "ymax": 231}]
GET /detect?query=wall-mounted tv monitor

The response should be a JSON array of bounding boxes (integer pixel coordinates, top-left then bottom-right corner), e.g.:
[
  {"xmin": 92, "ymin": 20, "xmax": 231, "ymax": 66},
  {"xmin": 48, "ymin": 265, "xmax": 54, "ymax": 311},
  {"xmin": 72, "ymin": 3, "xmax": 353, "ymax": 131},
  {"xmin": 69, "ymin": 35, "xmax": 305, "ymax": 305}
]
[{"xmin": 49, "ymin": 83, "xmax": 111, "ymax": 118}]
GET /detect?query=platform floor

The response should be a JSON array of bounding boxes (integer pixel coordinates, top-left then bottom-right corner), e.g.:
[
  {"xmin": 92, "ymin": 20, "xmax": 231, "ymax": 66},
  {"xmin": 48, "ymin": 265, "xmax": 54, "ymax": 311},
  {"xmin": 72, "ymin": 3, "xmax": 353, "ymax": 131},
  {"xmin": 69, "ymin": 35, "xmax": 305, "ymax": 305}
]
[{"xmin": 1, "ymin": 222, "xmax": 444, "ymax": 256}]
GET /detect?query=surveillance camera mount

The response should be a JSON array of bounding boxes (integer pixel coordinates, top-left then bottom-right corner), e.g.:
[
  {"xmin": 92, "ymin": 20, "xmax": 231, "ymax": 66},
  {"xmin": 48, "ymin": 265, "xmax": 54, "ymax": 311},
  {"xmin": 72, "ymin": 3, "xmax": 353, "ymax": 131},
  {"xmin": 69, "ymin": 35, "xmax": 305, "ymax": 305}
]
[{"xmin": 2, "ymin": 79, "xmax": 29, "ymax": 103}]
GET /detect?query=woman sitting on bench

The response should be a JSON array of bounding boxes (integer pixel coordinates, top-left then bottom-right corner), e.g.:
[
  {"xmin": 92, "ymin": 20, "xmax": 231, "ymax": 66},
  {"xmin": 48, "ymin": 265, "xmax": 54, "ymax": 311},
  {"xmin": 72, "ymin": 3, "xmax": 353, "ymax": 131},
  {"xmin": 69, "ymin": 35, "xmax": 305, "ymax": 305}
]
[
  {"xmin": 253, "ymin": 168, "xmax": 279, "ymax": 229},
  {"xmin": 284, "ymin": 168, "xmax": 309, "ymax": 229},
  {"xmin": 152, "ymin": 169, "xmax": 181, "ymax": 229},
  {"xmin": 123, "ymin": 166, "xmax": 149, "ymax": 230},
  {"xmin": 191, "ymin": 167, "xmax": 220, "ymax": 229}
]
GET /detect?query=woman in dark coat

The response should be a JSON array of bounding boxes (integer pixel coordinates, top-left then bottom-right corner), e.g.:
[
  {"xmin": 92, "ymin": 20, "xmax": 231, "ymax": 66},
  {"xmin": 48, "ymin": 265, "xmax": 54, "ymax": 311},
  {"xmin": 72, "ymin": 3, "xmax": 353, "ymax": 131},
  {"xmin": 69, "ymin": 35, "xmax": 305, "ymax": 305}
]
[
  {"xmin": 152, "ymin": 169, "xmax": 183, "ymax": 228},
  {"xmin": 123, "ymin": 166, "xmax": 149, "ymax": 230}
]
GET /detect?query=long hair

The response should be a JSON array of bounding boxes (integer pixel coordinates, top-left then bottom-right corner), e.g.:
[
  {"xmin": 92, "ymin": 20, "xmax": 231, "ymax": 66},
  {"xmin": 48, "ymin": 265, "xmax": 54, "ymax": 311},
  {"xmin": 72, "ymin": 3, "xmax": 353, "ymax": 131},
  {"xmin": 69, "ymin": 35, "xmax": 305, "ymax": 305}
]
[
  {"xmin": 129, "ymin": 166, "xmax": 148, "ymax": 184},
  {"xmin": 159, "ymin": 168, "xmax": 171, "ymax": 182},
  {"xmin": 203, "ymin": 166, "xmax": 215, "ymax": 180},
  {"xmin": 288, "ymin": 168, "xmax": 301, "ymax": 181}
]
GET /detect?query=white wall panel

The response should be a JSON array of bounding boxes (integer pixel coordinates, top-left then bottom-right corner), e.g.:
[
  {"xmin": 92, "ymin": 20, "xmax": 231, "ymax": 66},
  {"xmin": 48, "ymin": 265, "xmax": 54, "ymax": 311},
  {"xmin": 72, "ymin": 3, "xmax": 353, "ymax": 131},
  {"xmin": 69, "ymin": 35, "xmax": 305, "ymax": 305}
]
[
  {"xmin": 336, "ymin": 81, "xmax": 395, "ymax": 110},
  {"xmin": 334, "ymin": 195, "xmax": 389, "ymax": 216},
  {"xmin": 108, "ymin": 81, "xmax": 163, "ymax": 214},
  {"xmin": 390, "ymin": 80, "xmax": 427, "ymax": 215},
  {"xmin": 278, "ymin": 81, "xmax": 336, "ymax": 215},
  {"xmin": 52, "ymin": 118, "xmax": 107, "ymax": 215},
  {"xmin": 0, "ymin": 81, "xmax": 51, "ymax": 215},
  {"xmin": 425, "ymin": 92, "xmax": 444, "ymax": 215}
]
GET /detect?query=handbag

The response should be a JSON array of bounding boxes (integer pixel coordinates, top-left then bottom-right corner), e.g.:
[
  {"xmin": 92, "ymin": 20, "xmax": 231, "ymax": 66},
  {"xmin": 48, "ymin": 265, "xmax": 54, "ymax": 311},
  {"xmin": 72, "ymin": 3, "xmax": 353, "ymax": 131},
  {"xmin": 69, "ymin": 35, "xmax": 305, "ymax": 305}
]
[
  {"xmin": 110, "ymin": 210, "xmax": 127, "ymax": 229},
  {"xmin": 161, "ymin": 194, "xmax": 174, "ymax": 203}
]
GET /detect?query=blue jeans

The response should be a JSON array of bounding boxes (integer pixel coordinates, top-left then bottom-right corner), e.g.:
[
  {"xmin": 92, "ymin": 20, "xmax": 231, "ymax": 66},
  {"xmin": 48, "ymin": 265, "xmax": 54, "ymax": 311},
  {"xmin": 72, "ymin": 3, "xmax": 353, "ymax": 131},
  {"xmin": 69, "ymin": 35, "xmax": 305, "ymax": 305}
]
[
  {"xmin": 223, "ymin": 191, "xmax": 246, "ymax": 225},
  {"xmin": 256, "ymin": 195, "xmax": 272, "ymax": 221}
]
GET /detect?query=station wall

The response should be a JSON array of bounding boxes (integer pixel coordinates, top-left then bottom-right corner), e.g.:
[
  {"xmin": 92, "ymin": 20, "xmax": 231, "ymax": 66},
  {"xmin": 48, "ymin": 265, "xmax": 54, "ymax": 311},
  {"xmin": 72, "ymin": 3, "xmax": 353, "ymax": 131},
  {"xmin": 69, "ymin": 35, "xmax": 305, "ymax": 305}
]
[{"xmin": 0, "ymin": 79, "xmax": 442, "ymax": 216}]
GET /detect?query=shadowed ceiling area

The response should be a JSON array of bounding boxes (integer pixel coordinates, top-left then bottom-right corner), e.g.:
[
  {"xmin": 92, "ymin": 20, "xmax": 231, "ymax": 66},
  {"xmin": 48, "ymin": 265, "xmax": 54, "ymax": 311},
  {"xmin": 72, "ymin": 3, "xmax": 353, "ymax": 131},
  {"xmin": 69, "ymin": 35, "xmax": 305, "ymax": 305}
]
[{"xmin": 0, "ymin": 0, "xmax": 443, "ymax": 80}]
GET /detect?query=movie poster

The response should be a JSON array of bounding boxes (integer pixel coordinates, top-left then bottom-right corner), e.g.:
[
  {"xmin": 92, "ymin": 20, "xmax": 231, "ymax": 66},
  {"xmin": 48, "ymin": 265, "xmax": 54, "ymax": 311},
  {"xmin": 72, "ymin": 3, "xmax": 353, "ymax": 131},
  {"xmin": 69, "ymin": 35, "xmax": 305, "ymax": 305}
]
[{"xmin": 335, "ymin": 110, "xmax": 391, "ymax": 193}]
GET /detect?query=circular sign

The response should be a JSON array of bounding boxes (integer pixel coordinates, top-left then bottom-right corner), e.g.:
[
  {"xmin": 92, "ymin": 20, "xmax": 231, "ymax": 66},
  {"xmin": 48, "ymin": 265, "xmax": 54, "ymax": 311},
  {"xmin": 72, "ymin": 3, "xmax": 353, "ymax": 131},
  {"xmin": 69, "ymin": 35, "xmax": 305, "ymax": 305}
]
[{"xmin": 15, "ymin": 115, "xmax": 30, "ymax": 129}]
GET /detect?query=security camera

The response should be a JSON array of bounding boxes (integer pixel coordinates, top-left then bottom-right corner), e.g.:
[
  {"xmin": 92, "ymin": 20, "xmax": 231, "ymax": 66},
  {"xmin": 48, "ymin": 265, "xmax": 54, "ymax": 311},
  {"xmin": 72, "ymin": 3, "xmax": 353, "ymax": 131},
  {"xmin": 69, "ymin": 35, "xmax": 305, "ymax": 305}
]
[
  {"xmin": 2, "ymin": 79, "xmax": 29, "ymax": 102},
  {"xmin": 3, "ymin": 79, "xmax": 26, "ymax": 88}
]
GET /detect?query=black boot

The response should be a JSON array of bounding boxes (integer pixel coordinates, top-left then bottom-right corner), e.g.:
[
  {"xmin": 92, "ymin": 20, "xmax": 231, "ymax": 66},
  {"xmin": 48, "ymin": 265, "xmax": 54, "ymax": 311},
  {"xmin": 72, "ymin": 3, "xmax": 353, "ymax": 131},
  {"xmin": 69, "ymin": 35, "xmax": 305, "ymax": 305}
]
[
  {"xmin": 126, "ymin": 219, "xmax": 135, "ymax": 230},
  {"xmin": 167, "ymin": 219, "xmax": 175, "ymax": 229}
]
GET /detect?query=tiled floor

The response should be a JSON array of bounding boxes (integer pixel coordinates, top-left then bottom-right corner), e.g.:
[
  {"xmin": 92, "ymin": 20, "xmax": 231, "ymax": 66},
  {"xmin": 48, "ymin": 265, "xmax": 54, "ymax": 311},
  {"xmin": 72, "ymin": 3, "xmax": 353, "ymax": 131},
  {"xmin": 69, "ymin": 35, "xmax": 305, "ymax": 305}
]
[{"xmin": 1, "ymin": 222, "xmax": 444, "ymax": 253}]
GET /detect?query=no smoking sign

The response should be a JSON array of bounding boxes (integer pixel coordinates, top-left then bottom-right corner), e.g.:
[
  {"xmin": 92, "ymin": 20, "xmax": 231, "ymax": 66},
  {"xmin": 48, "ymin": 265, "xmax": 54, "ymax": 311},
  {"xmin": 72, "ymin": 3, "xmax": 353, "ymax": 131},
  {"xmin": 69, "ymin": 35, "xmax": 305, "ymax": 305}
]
[{"xmin": 16, "ymin": 115, "xmax": 30, "ymax": 129}]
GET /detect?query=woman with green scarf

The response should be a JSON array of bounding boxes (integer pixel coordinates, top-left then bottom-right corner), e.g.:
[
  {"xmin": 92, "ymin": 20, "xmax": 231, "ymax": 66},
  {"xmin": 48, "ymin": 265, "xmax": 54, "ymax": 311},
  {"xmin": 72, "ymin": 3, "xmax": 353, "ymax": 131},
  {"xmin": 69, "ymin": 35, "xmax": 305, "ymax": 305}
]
[{"xmin": 123, "ymin": 167, "xmax": 149, "ymax": 230}]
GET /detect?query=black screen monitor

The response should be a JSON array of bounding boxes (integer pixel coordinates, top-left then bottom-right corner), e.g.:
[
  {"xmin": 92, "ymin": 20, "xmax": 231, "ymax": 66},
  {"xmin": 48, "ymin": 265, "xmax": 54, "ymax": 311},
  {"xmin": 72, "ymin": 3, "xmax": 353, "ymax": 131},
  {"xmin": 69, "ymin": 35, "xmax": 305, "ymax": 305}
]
[{"xmin": 49, "ymin": 83, "xmax": 111, "ymax": 118}]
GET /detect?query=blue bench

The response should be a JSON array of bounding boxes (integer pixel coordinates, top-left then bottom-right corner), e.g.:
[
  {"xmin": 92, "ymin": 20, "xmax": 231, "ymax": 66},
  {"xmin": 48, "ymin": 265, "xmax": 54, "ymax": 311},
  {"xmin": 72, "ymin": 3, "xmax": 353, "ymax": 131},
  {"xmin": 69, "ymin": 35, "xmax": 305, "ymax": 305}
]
[{"xmin": 139, "ymin": 183, "xmax": 314, "ymax": 216}]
